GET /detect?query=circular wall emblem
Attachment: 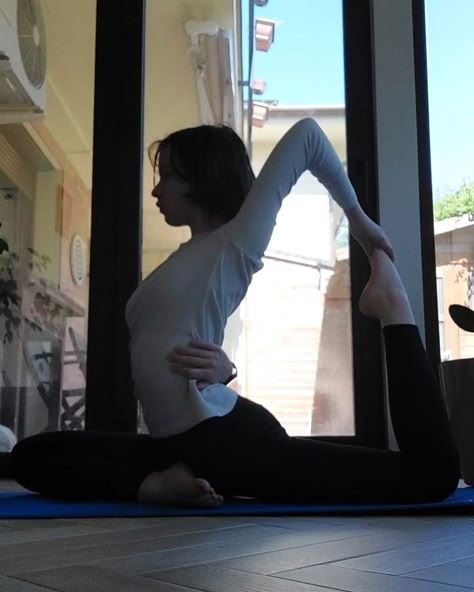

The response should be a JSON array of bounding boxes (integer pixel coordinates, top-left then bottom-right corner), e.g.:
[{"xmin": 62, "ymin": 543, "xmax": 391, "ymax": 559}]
[{"xmin": 70, "ymin": 234, "xmax": 86, "ymax": 286}]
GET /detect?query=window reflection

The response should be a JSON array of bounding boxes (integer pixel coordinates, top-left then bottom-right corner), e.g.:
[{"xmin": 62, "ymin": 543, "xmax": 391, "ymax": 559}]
[{"xmin": 0, "ymin": 0, "xmax": 95, "ymax": 443}]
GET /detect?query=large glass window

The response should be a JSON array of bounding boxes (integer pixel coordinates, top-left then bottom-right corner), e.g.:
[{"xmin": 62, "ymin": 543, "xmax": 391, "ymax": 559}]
[
  {"xmin": 425, "ymin": 0, "xmax": 474, "ymax": 361},
  {"xmin": 0, "ymin": 0, "xmax": 95, "ymax": 443},
  {"xmin": 142, "ymin": 0, "xmax": 354, "ymax": 436}
]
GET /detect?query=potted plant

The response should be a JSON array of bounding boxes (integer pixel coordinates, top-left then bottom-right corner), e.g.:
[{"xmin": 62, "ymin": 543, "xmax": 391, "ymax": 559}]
[{"xmin": 0, "ymin": 247, "xmax": 64, "ymax": 438}]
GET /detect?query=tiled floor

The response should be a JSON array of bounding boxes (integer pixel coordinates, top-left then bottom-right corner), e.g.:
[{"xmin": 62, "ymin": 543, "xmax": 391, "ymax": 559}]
[{"xmin": 0, "ymin": 479, "xmax": 473, "ymax": 591}]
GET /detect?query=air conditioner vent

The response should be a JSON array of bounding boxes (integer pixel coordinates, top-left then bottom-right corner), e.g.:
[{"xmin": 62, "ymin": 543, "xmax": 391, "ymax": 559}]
[
  {"xmin": 17, "ymin": 0, "xmax": 46, "ymax": 89},
  {"xmin": 0, "ymin": 0, "xmax": 46, "ymax": 122},
  {"xmin": 0, "ymin": 64, "xmax": 34, "ymax": 106}
]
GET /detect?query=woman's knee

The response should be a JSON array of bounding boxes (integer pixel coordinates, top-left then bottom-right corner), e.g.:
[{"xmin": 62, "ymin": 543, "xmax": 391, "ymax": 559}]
[
  {"xmin": 409, "ymin": 453, "xmax": 460, "ymax": 502},
  {"xmin": 12, "ymin": 432, "xmax": 63, "ymax": 458},
  {"xmin": 11, "ymin": 432, "xmax": 64, "ymax": 483},
  {"xmin": 429, "ymin": 463, "xmax": 460, "ymax": 500}
]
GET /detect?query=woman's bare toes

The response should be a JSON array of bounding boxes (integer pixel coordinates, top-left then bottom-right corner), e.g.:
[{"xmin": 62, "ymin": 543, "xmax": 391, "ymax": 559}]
[{"xmin": 137, "ymin": 464, "xmax": 224, "ymax": 507}]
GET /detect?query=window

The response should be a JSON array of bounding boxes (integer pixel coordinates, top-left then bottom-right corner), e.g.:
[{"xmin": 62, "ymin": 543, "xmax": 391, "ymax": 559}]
[
  {"xmin": 0, "ymin": 0, "xmax": 96, "ymax": 440},
  {"xmin": 141, "ymin": 0, "xmax": 354, "ymax": 436},
  {"xmin": 426, "ymin": 0, "xmax": 474, "ymax": 361}
]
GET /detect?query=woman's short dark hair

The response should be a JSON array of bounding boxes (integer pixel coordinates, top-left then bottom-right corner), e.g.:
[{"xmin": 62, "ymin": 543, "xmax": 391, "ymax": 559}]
[{"xmin": 148, "ymin": 125, "xmax": 255, "ymax": 224}]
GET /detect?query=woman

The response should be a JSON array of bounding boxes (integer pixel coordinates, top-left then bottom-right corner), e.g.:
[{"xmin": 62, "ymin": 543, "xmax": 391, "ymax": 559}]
[{"xmin": 11, "ymin": 119, "xmax": 459, "ymax": 507}]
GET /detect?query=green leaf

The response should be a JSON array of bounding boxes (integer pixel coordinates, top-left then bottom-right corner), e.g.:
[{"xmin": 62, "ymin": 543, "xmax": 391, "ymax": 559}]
[{"xmin": 434, "ymin": 181, "xmax": 474, "ymax": 221}]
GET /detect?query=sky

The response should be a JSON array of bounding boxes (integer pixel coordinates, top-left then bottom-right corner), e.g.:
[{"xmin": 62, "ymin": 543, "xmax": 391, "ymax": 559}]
[{"xmin": 242, "ymin": 0, "xmax": 474, "ymax": 199}]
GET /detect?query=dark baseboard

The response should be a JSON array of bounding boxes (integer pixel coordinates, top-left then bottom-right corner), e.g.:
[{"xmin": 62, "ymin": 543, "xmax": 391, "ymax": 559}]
[{"xmin": 0, "ymin": 453, "xmax": 13, "ymax": 478}]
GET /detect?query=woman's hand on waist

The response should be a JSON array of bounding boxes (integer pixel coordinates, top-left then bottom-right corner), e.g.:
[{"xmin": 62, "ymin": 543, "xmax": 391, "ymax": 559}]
[{"xmin": 166, "ymin": 340, "xmax": 235, "ymax": 390}]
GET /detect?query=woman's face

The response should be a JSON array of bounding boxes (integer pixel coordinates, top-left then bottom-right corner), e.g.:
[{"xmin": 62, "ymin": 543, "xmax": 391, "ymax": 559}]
[{"xmin": 151, "ymin": 146, "xmax": 192, "ymax": 227}]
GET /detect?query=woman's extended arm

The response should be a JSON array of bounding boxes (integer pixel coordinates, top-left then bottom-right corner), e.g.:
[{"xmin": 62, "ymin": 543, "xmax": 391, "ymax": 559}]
[{"xmin": 219, "ymin": 117, "xmax": 393, "ymax": 261}]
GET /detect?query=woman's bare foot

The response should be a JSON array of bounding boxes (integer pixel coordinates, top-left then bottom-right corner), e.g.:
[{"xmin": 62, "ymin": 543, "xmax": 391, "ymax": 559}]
[
  {"xmin": 137, "ymin": 463, "xmax": 224, "ymax": 507},
  {"xmin": 359, "ymin": 249, "xmax": 415, "ymax": 327}
]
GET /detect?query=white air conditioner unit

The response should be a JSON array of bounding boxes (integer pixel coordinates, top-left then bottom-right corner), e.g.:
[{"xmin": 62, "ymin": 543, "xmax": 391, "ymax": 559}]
[
  {"xmin": 0, "ymin": 0, "xmax": 47, "ymax": 124},
  {"xmin": 186, "ymin": 21, "xmax": 241, "ymax": 133}
]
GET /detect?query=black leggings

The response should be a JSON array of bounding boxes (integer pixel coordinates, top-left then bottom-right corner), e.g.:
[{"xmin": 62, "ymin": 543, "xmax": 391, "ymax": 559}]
[{"xmin": 12, "ymin": 325, "xmax": 460, "ymax": 504}]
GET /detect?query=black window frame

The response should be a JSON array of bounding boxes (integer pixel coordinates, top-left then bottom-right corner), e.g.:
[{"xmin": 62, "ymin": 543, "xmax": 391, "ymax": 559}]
[
  {"xmin": 412, "ymin": 0, "xmax": 440, "ymax": 369},
  {"xmin": 85, "ymin": 0, "xmax": 391, "ymax": 448},
  {"xmin": 85, "ymin": 0, "xmax": 145, "ymax": 432},
  {"xmin": 315, "ymin": 0, "xmax": 386, "ymax": 447}
]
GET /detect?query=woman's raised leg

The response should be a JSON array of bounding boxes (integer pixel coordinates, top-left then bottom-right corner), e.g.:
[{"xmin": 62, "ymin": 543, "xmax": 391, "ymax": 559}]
[
  {"xmin": 247, "ymin": 250, "xmax": 460, "ymax": 503},
  {"xmin": 359, "ymin": 249, "xmax": 460, "ymax": 494}
]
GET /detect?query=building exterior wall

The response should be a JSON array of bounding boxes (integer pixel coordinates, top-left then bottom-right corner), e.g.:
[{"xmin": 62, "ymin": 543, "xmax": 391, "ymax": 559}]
[{"xmin": 436, "ymin": 223, "xmax": 474, "ymax": 360}]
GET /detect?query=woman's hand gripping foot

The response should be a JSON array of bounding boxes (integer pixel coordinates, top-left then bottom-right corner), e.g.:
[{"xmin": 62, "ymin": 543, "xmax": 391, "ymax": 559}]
[{"xmin": 359, "ymin": 249, "xmax": 415, "ymax": 327}]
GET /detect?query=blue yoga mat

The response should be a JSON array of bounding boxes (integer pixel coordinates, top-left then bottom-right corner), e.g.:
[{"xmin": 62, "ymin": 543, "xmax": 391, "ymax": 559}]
[{"xmin": 1, "ymin": 488, "xmax": 473, "ymax": 518}]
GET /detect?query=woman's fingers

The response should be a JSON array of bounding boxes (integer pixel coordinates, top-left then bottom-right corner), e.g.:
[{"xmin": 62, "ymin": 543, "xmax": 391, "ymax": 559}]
[
  {"xmin": 167, "ymin": 351, "xmax": 217, "ymax": 367},
  {"xmin": 383, "ymin": 241, "xmax": 395, "ymax": 261},
  {"xmin": 169, "ymin": 344, "xmax": 218, "ymax": 358},
  {"xmin": 169, "ymin": 363, "xmax": 212, "ymax": 381},
  {"xmin": 189, "ymin": 340, "xmax": 220, "ymax": 351},
  {"xmin": 347, "ymin": 205, "xmax": 394, "ymax": 262},
  {"xmin": 375, "ymin": 230, "xmax": 395, "ymax": 261},
  {"xmin": 173, "ymin": 341, "xmax": 219, "ymax": 354},
  {"xmin": 167, "ymin": 340, "xmax": 233, "ymax": 385},
  {"xmin": 371, "ymin": 236, "xmax": 394, "ymax": 261}
]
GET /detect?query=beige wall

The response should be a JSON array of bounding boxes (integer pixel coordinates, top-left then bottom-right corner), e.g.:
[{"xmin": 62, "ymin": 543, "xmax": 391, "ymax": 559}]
[
  {"xmin": 144, "ymin": 0, "xmax": 235, "ymax": 146},
  {"xmin": 40, "ymin": 0, "xmax": 96, "ymax": 190},
  {"xmin": 5, "ymin": 0, "xmax": 97, "ymax": 302},
  {"xmin": 142, "ymin": 0, "xmax": 237, "ymax": 277},
  {"xmin": 34, "ymin": 170, "xmax": 61, "ymax": 285}
]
